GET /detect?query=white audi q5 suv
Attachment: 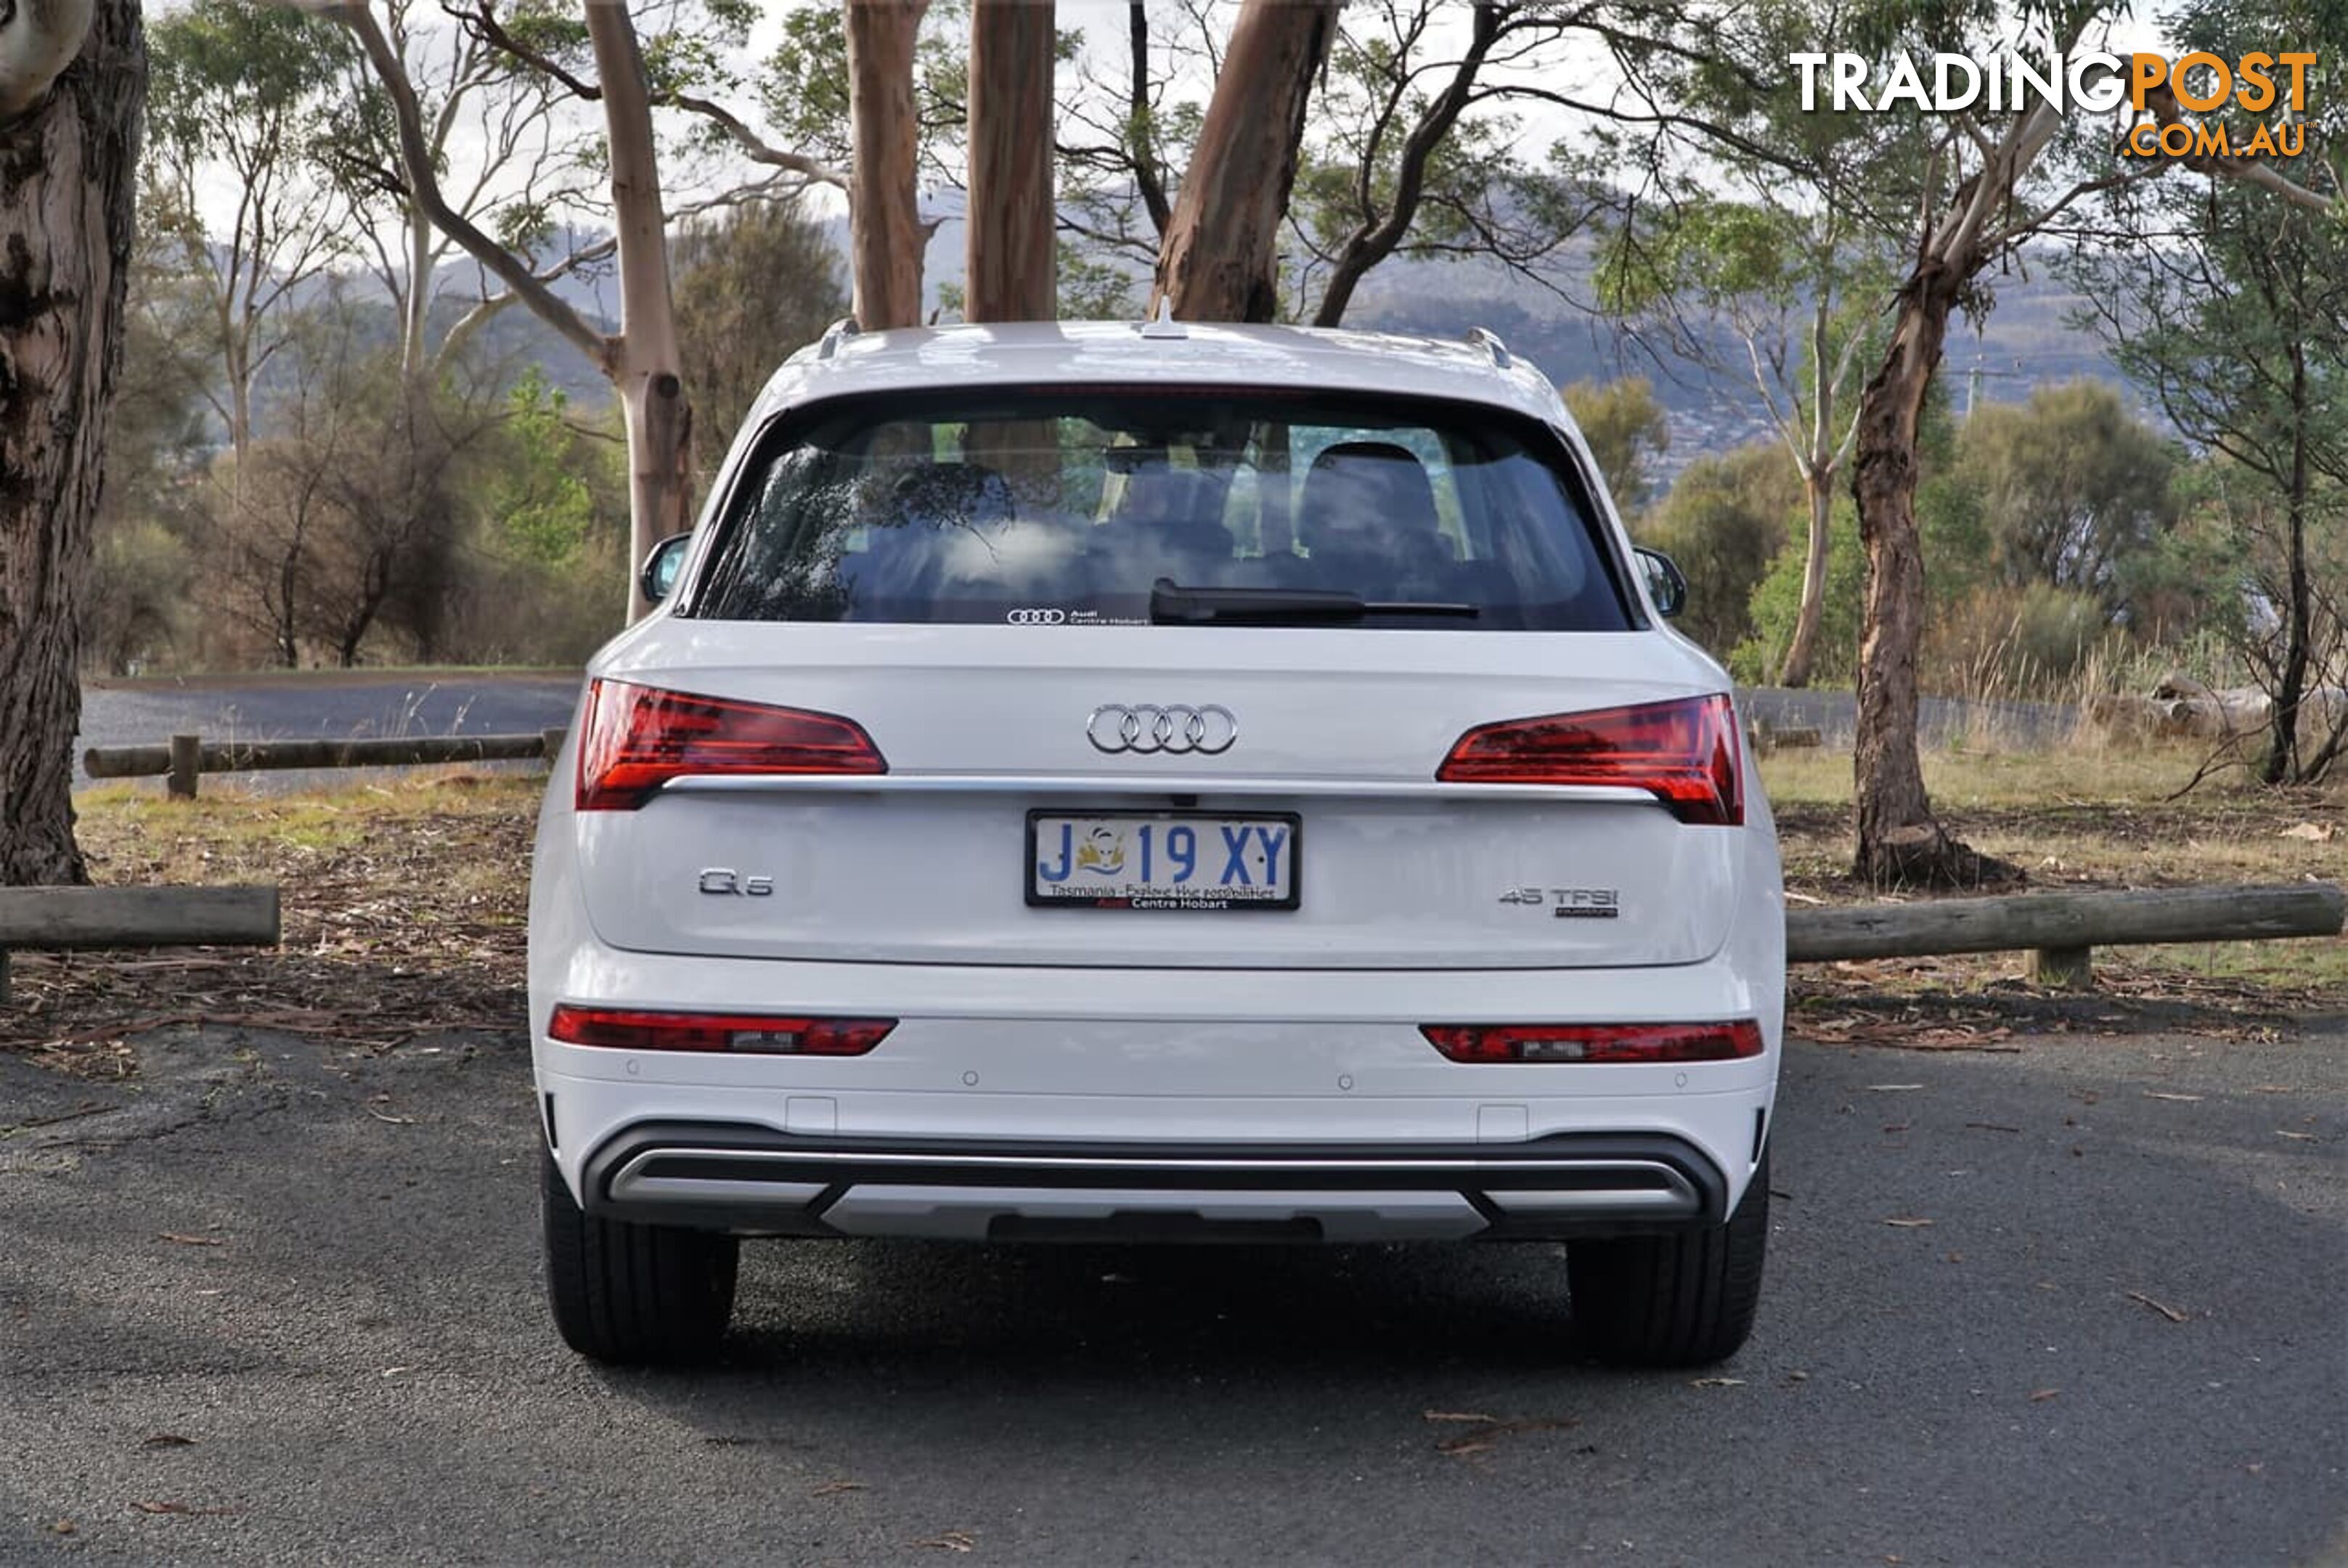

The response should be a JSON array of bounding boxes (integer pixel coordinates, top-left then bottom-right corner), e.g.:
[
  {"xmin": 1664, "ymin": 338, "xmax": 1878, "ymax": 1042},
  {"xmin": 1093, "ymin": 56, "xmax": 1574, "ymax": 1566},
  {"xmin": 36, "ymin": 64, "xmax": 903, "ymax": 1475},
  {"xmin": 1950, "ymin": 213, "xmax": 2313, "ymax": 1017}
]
[{"xmin": 528, "ymin": 319, "xmax": 1785, "ymax": 1367}]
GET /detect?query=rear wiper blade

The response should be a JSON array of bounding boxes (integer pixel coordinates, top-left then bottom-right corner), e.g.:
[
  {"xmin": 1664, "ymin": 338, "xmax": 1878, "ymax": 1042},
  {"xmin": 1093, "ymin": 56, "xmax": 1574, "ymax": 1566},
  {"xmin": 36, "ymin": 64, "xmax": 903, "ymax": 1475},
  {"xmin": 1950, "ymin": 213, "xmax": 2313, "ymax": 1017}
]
[{"xmin": 1149, "ymin": 578, "xmax": 1480, "ymax": 626}]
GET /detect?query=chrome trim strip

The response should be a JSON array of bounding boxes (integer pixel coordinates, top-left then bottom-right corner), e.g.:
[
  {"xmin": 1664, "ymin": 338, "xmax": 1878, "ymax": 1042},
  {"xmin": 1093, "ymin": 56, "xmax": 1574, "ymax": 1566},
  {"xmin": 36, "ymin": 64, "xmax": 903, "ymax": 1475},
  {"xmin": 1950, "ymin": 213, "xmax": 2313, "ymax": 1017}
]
[
  {"xmin": 610, "ymin": 1146, "xmax": 1695, "ymax": 1182},
  {"xmin": 661, "ymin": 774, "xmax": 1653, "ymax": 803},
  {"xmin": 1486, "ymin": 1183, "xmax": 1697, "ymax": 1215},
  {"xmin": 607, "ymin": 1172, "xmax": 829, "ymax": 1207}
]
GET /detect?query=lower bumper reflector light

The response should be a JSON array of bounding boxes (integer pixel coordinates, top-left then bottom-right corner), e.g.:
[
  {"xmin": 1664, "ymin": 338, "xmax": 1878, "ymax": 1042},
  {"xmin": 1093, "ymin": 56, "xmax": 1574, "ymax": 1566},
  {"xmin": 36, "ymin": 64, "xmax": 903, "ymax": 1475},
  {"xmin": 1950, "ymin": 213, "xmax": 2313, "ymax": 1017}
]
[
  {"xmin": 547, "ymin": 1005, "xmax": 896, "ymax": 1055},
  {"xmin": 1420, "ymin": 1020, "xmax": 1765, "ymax": 1063}
]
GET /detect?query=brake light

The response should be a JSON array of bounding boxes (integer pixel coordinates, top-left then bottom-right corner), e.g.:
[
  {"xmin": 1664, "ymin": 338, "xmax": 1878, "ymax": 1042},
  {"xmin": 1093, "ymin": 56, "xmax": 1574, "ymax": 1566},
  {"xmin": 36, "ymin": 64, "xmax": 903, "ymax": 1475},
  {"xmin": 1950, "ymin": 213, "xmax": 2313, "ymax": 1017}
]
[
  {"xmin": 1420, "ymin": 1021, "xmax": 1766, "ymax": 1063},
  {"xmin": 576, "ymin": 679, "xmax": 885, "ymax": 809},
  {"xmin": 547, "ymin": 1005, "xmax": 896, "ymax": 1055},
  {"xmin": 1436, "ymin": 693, "xmax": 1743, "ymax": 825}
]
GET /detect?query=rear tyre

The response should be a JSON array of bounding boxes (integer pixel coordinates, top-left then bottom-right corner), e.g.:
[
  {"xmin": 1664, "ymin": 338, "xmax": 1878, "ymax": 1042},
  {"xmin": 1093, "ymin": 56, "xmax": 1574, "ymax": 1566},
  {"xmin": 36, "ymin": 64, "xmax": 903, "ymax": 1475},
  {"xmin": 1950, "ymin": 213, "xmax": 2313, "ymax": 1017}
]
[
  {"xmin": 540, "ymin": 1146, "xmax": 738, "ymax": 1365},
  {"xmin": 1568, "ymin": 1149, "xmax": 1769, "ymax": 1367}
]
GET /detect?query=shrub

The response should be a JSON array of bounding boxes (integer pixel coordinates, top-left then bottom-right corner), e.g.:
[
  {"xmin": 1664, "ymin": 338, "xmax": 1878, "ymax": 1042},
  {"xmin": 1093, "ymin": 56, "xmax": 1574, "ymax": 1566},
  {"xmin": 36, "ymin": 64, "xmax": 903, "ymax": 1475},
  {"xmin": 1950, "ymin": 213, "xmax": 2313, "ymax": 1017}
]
[{"xmin": 1732, "ymin": 498, "xmax": 1865, "ymax": 686}]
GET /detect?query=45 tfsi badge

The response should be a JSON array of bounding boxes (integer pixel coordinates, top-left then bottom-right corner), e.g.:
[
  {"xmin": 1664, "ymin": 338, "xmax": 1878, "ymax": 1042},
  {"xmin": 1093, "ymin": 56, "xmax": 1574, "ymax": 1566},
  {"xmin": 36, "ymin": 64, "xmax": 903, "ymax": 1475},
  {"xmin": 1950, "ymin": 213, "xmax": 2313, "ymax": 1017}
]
[{"xmin": 1496, "ymin": 886, "xmax": 1621, "ymax": 918}]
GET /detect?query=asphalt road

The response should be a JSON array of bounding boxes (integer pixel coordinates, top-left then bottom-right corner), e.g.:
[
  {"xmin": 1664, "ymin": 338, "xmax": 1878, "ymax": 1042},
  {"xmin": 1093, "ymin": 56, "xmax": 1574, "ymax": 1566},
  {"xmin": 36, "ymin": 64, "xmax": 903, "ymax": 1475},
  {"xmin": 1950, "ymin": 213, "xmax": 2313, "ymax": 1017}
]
[
  {"xmin": 3, "ymin": 1017, "xmax": 2341, "ymax": 1566},
  {"xmin": 73, "ymin": 674, "xmax": 2066, "ymax": 791}
]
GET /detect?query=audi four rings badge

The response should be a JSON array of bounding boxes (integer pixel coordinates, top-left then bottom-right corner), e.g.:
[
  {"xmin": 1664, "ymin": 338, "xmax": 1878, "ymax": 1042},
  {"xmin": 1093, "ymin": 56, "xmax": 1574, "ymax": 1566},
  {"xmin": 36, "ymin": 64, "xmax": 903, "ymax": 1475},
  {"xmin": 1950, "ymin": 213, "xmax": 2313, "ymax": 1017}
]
[
  {"xmin": 1087, "ymin": 703, "xmax": 1238, "ymax": 755},
  {"xmin": 1006, "ymin": 608, "xmax": 1067, "ymax": 625}
]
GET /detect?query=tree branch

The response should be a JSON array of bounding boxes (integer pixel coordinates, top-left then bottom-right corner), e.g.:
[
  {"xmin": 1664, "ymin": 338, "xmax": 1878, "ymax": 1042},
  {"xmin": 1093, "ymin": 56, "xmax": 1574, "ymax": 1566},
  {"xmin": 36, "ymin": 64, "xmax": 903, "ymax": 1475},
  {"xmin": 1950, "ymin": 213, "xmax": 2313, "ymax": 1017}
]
[{"xmin": 325, "ymin": 1, "xmax": 615, "ymax": 375}]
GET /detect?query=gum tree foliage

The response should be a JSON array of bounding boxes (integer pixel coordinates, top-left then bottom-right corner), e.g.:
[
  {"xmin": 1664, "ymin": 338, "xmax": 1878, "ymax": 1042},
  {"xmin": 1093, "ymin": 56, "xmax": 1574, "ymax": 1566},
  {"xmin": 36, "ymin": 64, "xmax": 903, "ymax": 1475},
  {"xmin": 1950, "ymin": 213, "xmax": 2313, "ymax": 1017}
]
[
  {"xmin": 82, "ymin": 250, "xmax": 212, "ymax": 678},
  {"xmin": 1948, "ymin": 382, "xmax": 2180, "ymax": 617},
  {"xmin": 195, "ymin": 288, "xmax": 499, "ymax": 670},
  {"xmin": 1659, "ymin": 0, "xmax": 2340, "ymax": 883},
  {"xmin": 144, "ymin": 1, "xmax": 351, "ymax": 460},
  {"xmin": 1599, "ymin": 192, "xmax": 1901, "ymax": 689},
  {"xmin": 670, "ymin": 195, "xmax": 849, "ymax": 477},
  {"xmin": 327, "ymin": 0, "xmax": 736, "ymax": 622},
  {"xmin": 1637, "ymin": 443, "xmax": 1802, "ymax": 659},
  {"xmin": 1561, "ymin": 377, "xmax": 1671, "ymax": 516},
  {"xmin": 1586, "ymin": 0, "xmax": 1940, "ymax": 693},
  {"xmin": 328, "ymin": 0, "xmax": 608, "ymax": 385},
  {"xmin": 2068, "ymin": 0, "xmax": 2348, "ymax": 782}
]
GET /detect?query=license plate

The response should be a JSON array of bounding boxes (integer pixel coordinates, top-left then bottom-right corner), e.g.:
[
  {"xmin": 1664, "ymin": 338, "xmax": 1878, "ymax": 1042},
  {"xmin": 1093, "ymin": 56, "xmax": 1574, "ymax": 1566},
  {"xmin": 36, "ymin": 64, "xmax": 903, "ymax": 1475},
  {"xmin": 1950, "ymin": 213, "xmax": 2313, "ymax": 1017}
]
[{"xmin": 1027, "ymin": 812, "xmax": 1301, "ymax": 910}]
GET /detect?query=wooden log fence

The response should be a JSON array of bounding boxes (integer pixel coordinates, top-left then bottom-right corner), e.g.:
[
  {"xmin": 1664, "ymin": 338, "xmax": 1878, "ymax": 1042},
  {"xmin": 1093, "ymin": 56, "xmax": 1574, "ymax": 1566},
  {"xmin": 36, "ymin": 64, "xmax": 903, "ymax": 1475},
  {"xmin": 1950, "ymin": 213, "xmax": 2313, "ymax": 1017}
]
[
  {"xmin": 84, "ymin": 731, "xmax": 564, "ymax": 799},
  {"xmin": 0, "ymin": 886, "xmax": 280, "ymax": 1003},
  {"xmin": 1785, "ymin": 881, "xmax": 2345, "ymax": 989}
]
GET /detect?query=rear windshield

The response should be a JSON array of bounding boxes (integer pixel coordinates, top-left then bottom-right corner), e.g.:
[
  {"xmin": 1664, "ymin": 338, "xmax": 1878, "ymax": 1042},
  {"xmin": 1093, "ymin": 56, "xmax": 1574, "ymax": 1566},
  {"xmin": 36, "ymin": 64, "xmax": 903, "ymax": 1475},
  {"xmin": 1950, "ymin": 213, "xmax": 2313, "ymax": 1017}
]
[{"xmin": 689, "ymin": 387, "xmax": 1634, "ymax": 631}]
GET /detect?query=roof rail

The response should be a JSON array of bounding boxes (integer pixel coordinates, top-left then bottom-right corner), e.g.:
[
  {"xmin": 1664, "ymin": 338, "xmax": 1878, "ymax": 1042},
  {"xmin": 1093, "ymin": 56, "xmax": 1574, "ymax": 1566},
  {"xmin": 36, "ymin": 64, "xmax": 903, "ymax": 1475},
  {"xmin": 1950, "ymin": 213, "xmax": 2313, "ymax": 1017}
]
[
  {"xmin": 816, "ymin": 316, "xmax": 862, "ymax": 360},
  {"xmin": 1466, "ymin": 326, "xmax": 1512, "ymax": 370}
]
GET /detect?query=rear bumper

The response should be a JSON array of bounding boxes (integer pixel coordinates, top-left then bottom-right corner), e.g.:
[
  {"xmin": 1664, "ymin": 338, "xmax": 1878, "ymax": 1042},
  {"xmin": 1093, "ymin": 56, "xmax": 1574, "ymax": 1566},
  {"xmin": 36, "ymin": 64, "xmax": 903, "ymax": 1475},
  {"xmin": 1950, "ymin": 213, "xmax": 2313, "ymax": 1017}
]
[
  {"xmin": 529, "ymin": 862, "xmax": 1786, "ymax": 1244},
  {"xmin": 580, "ymin": 1121, "xmax": 1729, "ymax": 1243}
]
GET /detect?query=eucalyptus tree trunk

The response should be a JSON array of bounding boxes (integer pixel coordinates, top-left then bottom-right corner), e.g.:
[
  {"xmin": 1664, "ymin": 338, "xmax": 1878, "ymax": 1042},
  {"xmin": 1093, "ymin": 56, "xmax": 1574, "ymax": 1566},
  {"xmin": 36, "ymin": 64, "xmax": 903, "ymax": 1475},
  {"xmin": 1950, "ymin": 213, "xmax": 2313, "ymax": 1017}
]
[
  {"xmin": 2265, "ymin": 340, "xmax": 2312, "ymax": 785},
  {"xmin": 1778, "ymin": 302, "xmax": 1840, "ymax": 690},
  {"xmin": 401, "ymin": 210, "xmax": 434, "ymax": 383},
  {"xmin": 583, "ymin": 1, "xmax": 691, "ymax": 624},
  {"xmin": 1850, "ymin": 261, "xmax": 1987, "ymax": 887},
  {"xmin": 846, "ymin": 0, "xmax": 927, "ymax": 330},
  {"xmin": 1149, "ymin": 0, "xmax": 1339, "ymax": 322},
  {"xmin": 0, "ymin": 0, "xmax": 142, "ymax": 886},
  {"xmin": 1777, "ymin": 475, "xmax": 1834, "ymax": 689},
  {"xmin": 966, "ymin": 0, "xmax": 1055, "ymax": 323}
]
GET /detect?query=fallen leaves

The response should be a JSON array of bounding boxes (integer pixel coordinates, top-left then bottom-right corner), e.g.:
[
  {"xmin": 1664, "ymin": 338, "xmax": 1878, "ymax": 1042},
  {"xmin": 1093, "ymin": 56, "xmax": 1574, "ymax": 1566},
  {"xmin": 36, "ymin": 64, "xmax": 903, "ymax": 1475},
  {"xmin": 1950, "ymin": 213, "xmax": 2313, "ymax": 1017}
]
[
  {"xmin": 1883, "ymin": 1217, "xmax": 1936, "ymax": 1228},
  {"xmin": 4, "ymin": 783, "xmax": 537, "ymax": 1075},
  {"xmin": 2278, "ymin": 822, "xmax": 2335, "ymax": 842},
  {"xmin": 2127, "ymin": 1291, "xmax": 2191, "ymax": 1324},
  {"xmin": 1688, "ymin": 1376, "xmax": 1745, "ymax": 1389},
  {"xmin": 913, "ymin": 1530, "xmax": 977, "ymax": 1553},
  {"xmin": 139, "ymin": 1434, "xmax": 195, "ymax": 1450},
  {"xmin": 156, "ymin": 1233, "xmax": 221, "ymax": 1248},
  {"xmin": 1422, "ymin": 1409, "xmax": 1578, "ymax": 1457},
  {"xmin": 2028, "ymin": 1389, "xmax": 2060, "ymax": 1403},
  {"xmin": 2144, "ymin": 1091, "xmax": 2205, "ymax": 1103}
]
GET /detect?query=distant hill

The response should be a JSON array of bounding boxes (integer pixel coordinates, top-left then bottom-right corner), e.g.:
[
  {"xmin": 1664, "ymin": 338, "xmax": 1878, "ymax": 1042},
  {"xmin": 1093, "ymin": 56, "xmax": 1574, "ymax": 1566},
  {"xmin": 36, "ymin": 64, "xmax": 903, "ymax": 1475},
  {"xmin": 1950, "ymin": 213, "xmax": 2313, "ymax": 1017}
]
[
  {"xmin": 1335, "ymin": 248, "xmax": 2133, "ymax": 481},
  {"xmin": 242, "ymin": 219, "xmax": 2135, "ymax": 481}
]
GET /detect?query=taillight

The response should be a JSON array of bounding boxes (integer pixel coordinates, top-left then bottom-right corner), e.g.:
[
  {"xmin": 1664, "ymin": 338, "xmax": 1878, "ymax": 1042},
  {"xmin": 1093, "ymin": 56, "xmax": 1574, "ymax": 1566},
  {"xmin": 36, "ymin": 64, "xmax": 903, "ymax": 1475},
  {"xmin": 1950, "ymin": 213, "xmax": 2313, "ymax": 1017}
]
[
  {"xmin": 1436, "ymin": 693, "xmax": 1743, "ymax": 825},
  {"xmin": 1420, "ymin": 1021, "xmax": 1765, "ymax": 1063},
  {"xmin": 576, "ymin": 678, "xmax": 885, "ymax": 810},
  {"xmin": 547, "ymin": 1005, "xmax": 896, "ymax": 1055}
]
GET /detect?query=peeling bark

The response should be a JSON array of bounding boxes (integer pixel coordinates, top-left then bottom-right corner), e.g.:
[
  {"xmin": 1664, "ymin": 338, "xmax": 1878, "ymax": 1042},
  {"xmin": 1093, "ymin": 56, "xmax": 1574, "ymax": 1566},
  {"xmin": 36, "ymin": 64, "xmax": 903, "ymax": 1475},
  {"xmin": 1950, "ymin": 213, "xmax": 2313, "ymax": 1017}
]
[
  {"xmin": 584, "ymin": 1, "xmax": 692, "ymax": 623},
  {"xmin": 1150, "ymin": 0, "xmax": 1338, "ymax": 322},
  {"xmin": 965, "ymin": 0, "xmax": 1055, "ymax": 324},
  {"xmin": 1850, "ymin": 261, "xmax": 2015, "ymax": 889},
  {"xmin": 846, "ymin": 0, "xmax": 926, "ymax": 330},
  {"xmin": 0, "ymin": 0, "xmax": 140, "ymax": 884}
]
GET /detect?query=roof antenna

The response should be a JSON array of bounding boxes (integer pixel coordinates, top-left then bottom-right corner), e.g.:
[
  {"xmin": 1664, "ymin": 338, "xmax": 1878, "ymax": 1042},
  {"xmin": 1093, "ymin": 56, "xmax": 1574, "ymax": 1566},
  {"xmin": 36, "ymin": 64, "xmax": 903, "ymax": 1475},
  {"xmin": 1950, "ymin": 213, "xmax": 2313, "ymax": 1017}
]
[
  {"xmin": 1139, "ymin": 297, "xmax": 1186, "ymax": 340},
  {"xmin": 817, "ymin": 316, "xmax": 860, "ymax": 359}
]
